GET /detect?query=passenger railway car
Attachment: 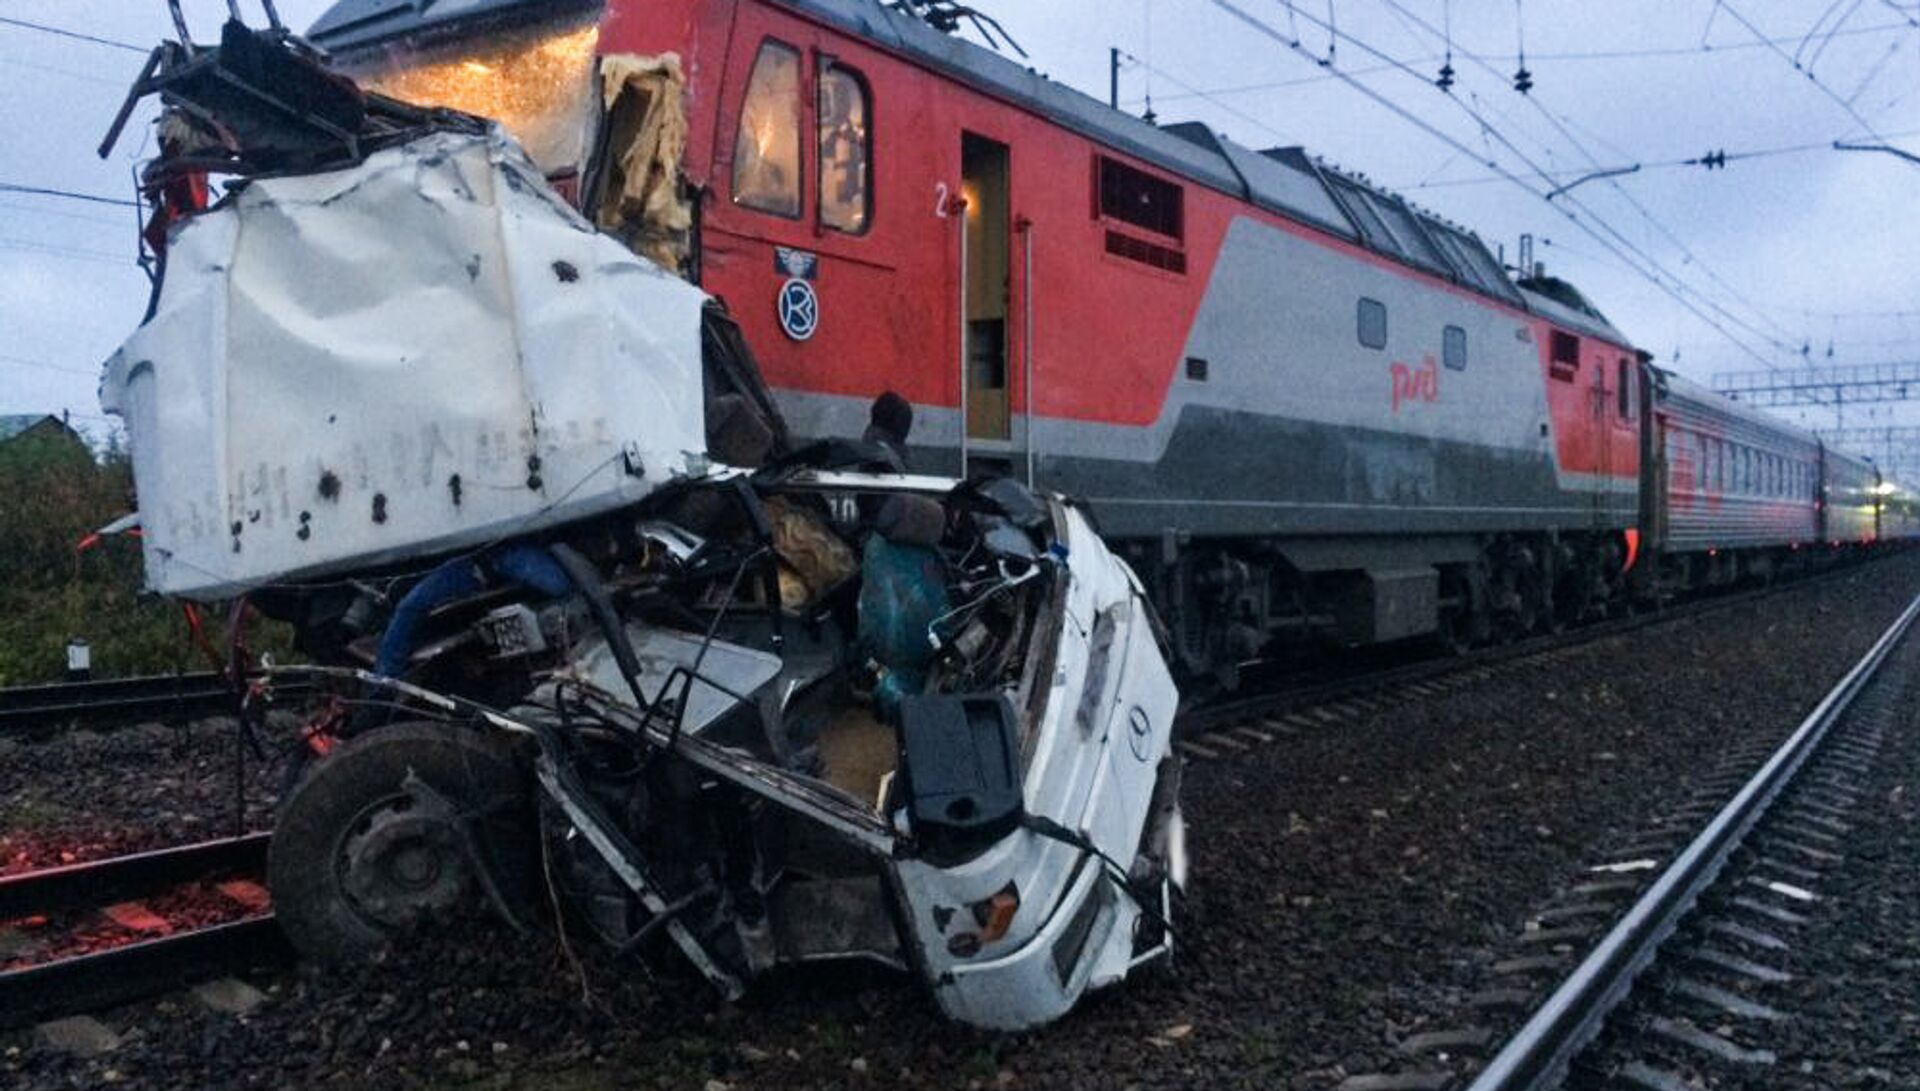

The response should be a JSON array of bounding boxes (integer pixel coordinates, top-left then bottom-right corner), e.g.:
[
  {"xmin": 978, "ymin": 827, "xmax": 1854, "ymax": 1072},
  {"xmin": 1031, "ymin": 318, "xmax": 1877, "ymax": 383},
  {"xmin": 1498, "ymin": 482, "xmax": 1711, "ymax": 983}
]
[
  {"xmin": 1644, "ymin": 370, "xmax": 1893, "ymax": 590},
  {"xmin": 303, "ymin": 0, "xmax": 1913, "ymax": 680}
]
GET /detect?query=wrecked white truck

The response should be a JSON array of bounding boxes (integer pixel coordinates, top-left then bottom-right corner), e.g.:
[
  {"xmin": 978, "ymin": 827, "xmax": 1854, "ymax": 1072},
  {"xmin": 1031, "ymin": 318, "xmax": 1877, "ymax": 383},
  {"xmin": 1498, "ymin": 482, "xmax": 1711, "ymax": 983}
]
[{"xmin": 96, "ymin": 20, "xmax": 1182, "ymax": 1030}]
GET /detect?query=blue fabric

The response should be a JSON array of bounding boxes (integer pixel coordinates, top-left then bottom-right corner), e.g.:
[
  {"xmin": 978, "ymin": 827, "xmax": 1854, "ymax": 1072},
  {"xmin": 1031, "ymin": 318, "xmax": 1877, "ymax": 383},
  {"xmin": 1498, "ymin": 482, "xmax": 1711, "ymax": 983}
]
[
  {"xmin": 371, "ymin": 544, "xmax": 573, "ymax": 679},
  {"xmin": 857, "ymin": 538, "xmax": 949, "ymax": 714},
  {"xmin": 372, "ymin": 557, "xmax": 485, "ymax": 679},
  {"xmin": 489, "ymin": 543, "xmax": 574, "ymax": 598}
]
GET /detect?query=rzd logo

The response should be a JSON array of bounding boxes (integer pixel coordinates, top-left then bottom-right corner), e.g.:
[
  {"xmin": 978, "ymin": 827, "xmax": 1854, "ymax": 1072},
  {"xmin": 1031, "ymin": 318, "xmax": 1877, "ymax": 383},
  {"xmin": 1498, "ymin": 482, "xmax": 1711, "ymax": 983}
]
[{"xmin": 1391, "ymin": 355, "xmax": 1440, "ymax": 413}]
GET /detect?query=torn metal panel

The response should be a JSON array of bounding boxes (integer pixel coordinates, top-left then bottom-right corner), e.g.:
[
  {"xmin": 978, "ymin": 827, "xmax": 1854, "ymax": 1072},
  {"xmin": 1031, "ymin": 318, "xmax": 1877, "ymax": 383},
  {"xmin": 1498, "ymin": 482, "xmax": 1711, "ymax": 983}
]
[
  {"xmin": 592, "ymin": 52, "xmax": 693, "ymax": 272},
  {"xmin": 101, "ymin": 127, "xmax": 712, "ymax": 600}
]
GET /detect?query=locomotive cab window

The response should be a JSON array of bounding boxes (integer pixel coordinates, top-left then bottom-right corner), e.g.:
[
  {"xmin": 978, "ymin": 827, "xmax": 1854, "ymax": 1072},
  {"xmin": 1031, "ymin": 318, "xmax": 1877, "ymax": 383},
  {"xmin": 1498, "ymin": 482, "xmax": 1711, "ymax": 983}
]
[
  {"xmin": 1443, "ymin": 325, "xmax": 1467, "ymax": 371},
  {"xmin": 818, "ymin": 63, "xmax": 870, "ymax": 233},
  {"xmin": 1358, "ymin": 298, "xmax": 1388, "ymax": 350},
  {"xmin": 1616, "ymin": 358, "xmax": 1634, "ymax": 420},
  {"xmin": 1549, "ymin": 331, "xmax": 1579, "ymax": 381},
  {"xmin": 732, "ymin": 41, "xmax": 803, "ymax": 218}
]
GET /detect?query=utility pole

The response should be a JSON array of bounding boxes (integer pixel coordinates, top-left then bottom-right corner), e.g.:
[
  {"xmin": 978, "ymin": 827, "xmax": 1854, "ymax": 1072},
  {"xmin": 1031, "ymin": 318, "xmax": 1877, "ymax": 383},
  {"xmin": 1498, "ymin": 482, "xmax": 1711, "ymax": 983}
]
[{"xmin": 1110, "ymin": 47, "xmax": 1120, "ymax": 109}]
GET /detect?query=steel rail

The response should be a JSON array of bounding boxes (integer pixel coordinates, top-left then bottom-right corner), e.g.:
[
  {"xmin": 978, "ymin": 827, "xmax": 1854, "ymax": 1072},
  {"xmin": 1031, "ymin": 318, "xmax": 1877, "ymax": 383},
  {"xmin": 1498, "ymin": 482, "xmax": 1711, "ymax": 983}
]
[
  {"xmin": 0, "ymin": 917, "xmax": 289, "ymax": 1027},
  {"xmin": 0, "ymin": 671, "xmax": 233, "ymax": 733},
  {"xmin": 1466, "ymin": 589, "xmax": 1920, "ymax": 1091},
  {"xmin": 0, "ymin": 833, "xmax": 283, "ymax": 1027},
  {"xmin": 0, "ymin": 832, "xmax": 271, "ymax": 919},
  {"xmin": 0, "ymin": 672, "xmax": 312, "ymax": 736}
]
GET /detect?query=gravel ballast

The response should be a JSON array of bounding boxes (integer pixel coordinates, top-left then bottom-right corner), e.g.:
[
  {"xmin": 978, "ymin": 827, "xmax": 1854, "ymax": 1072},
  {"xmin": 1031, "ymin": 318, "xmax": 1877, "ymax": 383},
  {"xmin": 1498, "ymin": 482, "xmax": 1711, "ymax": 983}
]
[{"xmin": 4, "ymin": 554, "xmax": 1920, "ymax": 1090}]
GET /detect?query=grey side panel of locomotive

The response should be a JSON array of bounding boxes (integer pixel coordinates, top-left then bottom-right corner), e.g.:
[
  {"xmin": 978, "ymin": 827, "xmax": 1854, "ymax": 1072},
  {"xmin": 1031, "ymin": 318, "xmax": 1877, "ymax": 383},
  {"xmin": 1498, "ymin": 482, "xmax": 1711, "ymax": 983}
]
[
  {"xmin": 778, "ymin": 216, "xmax": 1626, "ymax": 546},
  {"xmin": 1655, "ymin": 374, "xmax": 1821, "ymax": 553}
]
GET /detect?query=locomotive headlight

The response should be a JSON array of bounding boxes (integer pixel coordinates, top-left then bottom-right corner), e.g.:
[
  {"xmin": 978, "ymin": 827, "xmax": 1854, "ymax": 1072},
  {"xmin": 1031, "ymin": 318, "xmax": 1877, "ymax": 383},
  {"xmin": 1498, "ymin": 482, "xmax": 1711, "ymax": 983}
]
[{"xmin": 344, "ymin": 17, "xmax": 601, "ymax": 175}]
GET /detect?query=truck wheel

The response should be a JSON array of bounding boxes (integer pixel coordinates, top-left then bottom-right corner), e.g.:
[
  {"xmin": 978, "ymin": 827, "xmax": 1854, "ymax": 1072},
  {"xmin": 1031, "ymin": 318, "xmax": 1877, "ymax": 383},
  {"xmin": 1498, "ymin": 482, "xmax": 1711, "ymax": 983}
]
[{"xmin": 270, "ymin": 721, "xmax": 535, "ymax": 963}]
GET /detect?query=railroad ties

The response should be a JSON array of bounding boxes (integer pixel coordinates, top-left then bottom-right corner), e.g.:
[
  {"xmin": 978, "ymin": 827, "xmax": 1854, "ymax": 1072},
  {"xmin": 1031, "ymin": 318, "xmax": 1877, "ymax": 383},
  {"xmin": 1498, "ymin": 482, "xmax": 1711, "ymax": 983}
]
[{"xmin": 1331, "ymin": 589, "xmax": 1920, "ymax": 1091}]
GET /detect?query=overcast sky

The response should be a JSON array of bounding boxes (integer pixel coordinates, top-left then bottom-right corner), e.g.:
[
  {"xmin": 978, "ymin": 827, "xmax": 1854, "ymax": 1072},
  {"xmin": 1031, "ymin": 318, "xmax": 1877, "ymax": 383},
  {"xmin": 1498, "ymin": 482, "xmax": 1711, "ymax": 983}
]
[{"xmin": 1, "ymin": 0, "xmax": 1916, "ymax": 446}]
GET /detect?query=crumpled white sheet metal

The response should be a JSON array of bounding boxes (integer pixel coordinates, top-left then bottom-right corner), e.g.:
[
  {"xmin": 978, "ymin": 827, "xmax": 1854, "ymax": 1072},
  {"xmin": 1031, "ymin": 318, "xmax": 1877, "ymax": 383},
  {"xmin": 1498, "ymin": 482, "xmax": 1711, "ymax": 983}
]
[{"xmin": 101, "ymin": 128, "xmax": 711, "ymax": 600}]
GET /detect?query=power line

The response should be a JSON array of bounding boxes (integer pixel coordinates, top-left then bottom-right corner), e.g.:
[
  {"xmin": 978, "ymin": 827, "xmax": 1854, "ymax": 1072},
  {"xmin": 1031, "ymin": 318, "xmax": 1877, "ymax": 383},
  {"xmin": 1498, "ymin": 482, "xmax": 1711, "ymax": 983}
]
[
  {"xmin": 1368, "ymin": 0, "xmax": 1801, "ymax": 356},
  {"xmin": 1124, "ymin": 60, "xmax": 1405, "ymax": 105},
  {"xmin": 0, "ymin": 353, "xmax": 99, "ymax": 378},
  {"xmin": 1128, "ymin": 18, "xmax": 1916, "ymax": 103},
  {"xmin": 1115, "ymin": 50, "xmax": 1300, "ymax": 150},
  {"xmin": 1717, "ymin": 0, "xmax": 1918, "ymax": 157},
  {"xmin": 0, "ymin": 51, "xmax": 136, "ymax": 87},
  {"xmin": 1401, "ymin": 126, "xmax": 1920, "ymax": 189},
  {"xmin": 0, "ymin": 16, "xmax": 145, "ymax": 54},
  {"xmin": 1797, "ymin": 0, "xmax": 1861, "ymax": 66},
  {"xmin": 0, "ymin": 235, "xmax": 137, "ymax": 267},
  {"xmin": 0, "ymin": 197, "xmax": 133, "ymax": 230},
  {"xmin": 1206, "ymin": 0, "xmax": 1779, "ymax": 367},
  {"xmin": 1368, "ymin": 8, "xmax": 1792, "ymax": 359},
  {"xmin": 1264, "ymin": 0, "xmax": 1791, "ymax": 364},
  {"xmin": 0, "ymin": 184, "xmax": 140, "ymax": 208},
  {"xmin": 1803, "ymin": 0, "xmax": 1871, "ymax": 72}
]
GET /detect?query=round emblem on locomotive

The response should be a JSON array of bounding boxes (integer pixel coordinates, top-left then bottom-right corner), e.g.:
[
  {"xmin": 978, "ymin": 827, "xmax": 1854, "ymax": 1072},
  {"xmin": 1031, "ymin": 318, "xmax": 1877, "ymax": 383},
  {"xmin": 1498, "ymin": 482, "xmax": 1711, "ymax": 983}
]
[
  {"xmin": 777, "ymin": 277, "xmax": 818, "ymax": 341},
  {"xmin": 1127, "ymin": 705, "xmax": 1153, "ymax": 761}
]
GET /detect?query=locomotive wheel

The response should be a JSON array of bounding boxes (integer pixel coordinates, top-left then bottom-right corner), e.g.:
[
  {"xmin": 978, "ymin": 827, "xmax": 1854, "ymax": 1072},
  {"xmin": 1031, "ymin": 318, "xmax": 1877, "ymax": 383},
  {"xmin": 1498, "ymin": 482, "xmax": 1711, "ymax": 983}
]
[{"xmin": 270, "ymin": 721, "xmax": 536, "ymax": 963}]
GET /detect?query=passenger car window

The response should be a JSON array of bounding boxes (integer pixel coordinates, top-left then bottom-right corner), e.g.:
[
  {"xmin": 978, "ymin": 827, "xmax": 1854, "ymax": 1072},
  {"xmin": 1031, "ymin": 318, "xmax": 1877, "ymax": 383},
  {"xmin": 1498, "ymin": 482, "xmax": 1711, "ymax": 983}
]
[
  {"xmin": 818, "ymin": 64, "xmax": 870, "ymax": 233},
  {"xmin": 732, "ymin": 41, "xmax": 803, "ymax": 218},
  {"xmin": 1358, "ymin": 298, "xmax": 1388, "ymax": 350},
  {"xmin": 1443, "ymin": 325, "xmax": 1467, "ymax": 371}
]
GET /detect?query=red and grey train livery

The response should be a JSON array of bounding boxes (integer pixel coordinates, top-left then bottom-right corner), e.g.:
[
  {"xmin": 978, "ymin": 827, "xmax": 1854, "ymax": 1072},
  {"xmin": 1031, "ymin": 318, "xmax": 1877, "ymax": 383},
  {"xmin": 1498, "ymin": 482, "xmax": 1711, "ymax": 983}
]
[{"xmin": 307, "ymin": 0, "xmax": 1915, "ymax": 680}]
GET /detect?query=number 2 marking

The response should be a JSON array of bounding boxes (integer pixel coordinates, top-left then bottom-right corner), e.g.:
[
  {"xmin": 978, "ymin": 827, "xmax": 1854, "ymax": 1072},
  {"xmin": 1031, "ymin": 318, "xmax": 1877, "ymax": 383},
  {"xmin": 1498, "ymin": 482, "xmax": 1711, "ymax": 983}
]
[{"xmin": 934, "ymin": 181, "xmax": 950, "ymax": 218}]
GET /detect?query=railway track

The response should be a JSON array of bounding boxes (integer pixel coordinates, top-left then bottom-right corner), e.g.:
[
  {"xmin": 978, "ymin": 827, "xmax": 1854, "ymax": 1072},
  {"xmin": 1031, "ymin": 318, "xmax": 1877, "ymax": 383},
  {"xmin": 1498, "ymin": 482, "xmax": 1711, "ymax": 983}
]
[
  {"xmin": 0, "ymin": 558, "xmax": 1898, "ymax": 1037},
  {"xmin": 0, "ymin": 672, "xmax": 238, "ymax": 738},
  {"xmin": 0, "ymin": 834, "xmax": 288, "ymax": 1028},
  {"xmin": 1178, "ymin": 557, "xmax": 1895, "ymax": 753},
  {"xmin": 0, "ymin": 670, "xmax": 317, "ymax": 739},
  {"xmin": 1331, "ymin": 586, "xmax": 1920, "ymax": 1091}
]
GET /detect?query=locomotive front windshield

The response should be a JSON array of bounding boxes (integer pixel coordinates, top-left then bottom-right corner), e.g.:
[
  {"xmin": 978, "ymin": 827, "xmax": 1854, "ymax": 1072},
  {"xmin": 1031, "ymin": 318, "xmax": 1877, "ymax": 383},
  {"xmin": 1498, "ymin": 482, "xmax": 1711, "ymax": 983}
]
[{"xmin": 341, "ymin": 13, "xmax": 602, "ymax": 174}]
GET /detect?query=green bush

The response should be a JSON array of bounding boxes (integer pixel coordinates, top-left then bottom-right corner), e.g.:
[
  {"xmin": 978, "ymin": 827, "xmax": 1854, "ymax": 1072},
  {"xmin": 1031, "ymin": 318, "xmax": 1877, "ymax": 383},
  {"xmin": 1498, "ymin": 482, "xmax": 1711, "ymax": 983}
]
[{"xmin": 0, "ymin": 430, "xmax": 203, "ymax": 685}]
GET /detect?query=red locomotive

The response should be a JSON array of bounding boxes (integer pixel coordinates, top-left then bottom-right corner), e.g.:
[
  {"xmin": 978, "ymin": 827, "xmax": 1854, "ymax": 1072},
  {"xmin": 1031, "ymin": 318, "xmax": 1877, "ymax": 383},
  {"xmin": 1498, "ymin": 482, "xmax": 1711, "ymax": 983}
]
[{"xmin": 305, "ymin": 0, "xmax": 1908, "ymax": 683}]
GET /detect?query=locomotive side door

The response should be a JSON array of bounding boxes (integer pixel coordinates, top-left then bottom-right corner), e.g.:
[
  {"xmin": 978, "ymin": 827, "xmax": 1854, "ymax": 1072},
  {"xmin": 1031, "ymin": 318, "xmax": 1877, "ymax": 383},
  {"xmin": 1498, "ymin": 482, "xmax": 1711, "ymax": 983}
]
[
  {"xmin": 1589, "ymin": 348, "xmax": 1638, "ymax": 529},
  {"xmin": 1608, "ymin": 353, "xmax": 1638, "ymax": 526},
  {"xmin": 1589, "ymin": 348, "xmax": 1611, "ymax": 529},
  {"xmin": 958, "ymin": 132, "xmax": 1015, "ymax": 478}
]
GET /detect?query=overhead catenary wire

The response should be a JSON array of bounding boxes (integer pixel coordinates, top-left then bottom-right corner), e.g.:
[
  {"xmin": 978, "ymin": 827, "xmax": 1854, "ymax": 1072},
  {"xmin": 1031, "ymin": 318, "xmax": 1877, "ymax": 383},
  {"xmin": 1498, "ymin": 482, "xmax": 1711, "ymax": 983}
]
[
  {"xmin": 1204, "ymin": 0, "xmax": 1779, "ymax": 368},
  {"xmin": 1116, "ymin": 50, "xmax": 1302, "ymax": 151},
  {"xmin": 1402, "ymin": 125, "xmax": 1920, "ymax": 189},
  {"xmin": 0, "ymin": 16, "xmax": 145, "ymax": 54},
  {"xmin": 1367, "ymin": 0, "xmax": 1802, "ymax": 353},
  {"xmin": 0, "ymin": 353, "xmax": 100, "ymax": 378},
  {"xmin": 0, "ymin": 196, "xmax": 135, "ymax": 230},
  {"xmin": 1716, "ymin": 0, "xmax": 1919, "ymax": 158},
  {"xmin": 0, "ymin": 52, "xmax": 137, "ymax": 88},
  {"xmin": 0, "ymin": 237, "xmax": 137, "ymax": 267},
  {"xmin": 1797, "ymin": 0, "xmax": 1860, "ymax": 65},
  {"xmin": 1152, "ymin": 0, "xmax": 1843, "ymax": 366},
  {"xmin": 1277, "ymin": 0, "xmax": 1798, "ymax": 362},
  {"xmin": 0, "ymin": 183, "xmax": 141, "ymax": 208},
  {"xmin": 1129, "ymin": 17, "xmax": 1916, "ymax": 104},
  {"xmin": 1803, "ymin": 0, "xmax": 1871, "ymax": 72}
]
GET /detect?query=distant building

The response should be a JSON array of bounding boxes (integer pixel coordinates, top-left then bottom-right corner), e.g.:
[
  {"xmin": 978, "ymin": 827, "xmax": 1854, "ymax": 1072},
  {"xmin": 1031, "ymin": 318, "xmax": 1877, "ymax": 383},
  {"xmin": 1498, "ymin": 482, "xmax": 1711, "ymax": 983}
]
[{"xmin": 0, "ymin": 413, "xmax": 87, "ymax": 454}]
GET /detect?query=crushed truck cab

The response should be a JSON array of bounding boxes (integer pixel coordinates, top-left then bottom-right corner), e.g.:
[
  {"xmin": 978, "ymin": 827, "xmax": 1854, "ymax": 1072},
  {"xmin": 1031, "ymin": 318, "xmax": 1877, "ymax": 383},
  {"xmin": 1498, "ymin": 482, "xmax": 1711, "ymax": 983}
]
[{"xmin": 96, "ymin": 21, "xmax": 1182, "ymax": 1031}]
